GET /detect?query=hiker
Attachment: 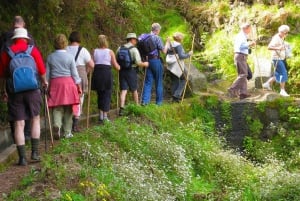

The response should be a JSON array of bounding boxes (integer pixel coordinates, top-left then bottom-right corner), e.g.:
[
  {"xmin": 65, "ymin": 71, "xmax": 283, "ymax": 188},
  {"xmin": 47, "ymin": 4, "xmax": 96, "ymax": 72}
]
[
  {"xmin": 262, "ymin": 25, "xmax": 290, "ymax": 97},
  {"xmin": 141, "ymin": 23, "xmax": 170, "ymax": 105},
  {"xmin": 66, "ymin": 31, "xmax": 94, "ymax": 132},
  {"xmin": 228, "ymin": 22, "xmax": 256, "ymax": 100},
  {"xmin": 0, "ymin": 16, "xmax": 34, "ymax": 142},
  {"xmin": 92, "ymin": 34, "xmax": 120, "ymax": 122},
  {"xmin": 116, "ymin": 33, "xmax": 149, "ymax": 116},
  {"xmin": 0, "ymin": 27, "xmax": 48, "ymax": 166},
  {"xmin": 166, "ymin": 32, "xmax": 193, "ymax": 103},
  {"xmin": 46, "ymin": 34, "xmax": 82, "ymax": 140}
]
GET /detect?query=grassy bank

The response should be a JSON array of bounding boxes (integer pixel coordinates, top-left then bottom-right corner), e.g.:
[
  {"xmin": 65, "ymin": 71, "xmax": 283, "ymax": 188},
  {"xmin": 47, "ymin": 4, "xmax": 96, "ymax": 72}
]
[{"xmin": 5, "ymin": 98, "xmax": 300, "ymax": 201}]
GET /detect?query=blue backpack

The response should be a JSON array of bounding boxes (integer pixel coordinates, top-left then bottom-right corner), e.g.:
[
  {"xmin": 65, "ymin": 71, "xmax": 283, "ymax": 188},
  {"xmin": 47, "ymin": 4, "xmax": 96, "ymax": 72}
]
[
  {"xmin": 117, "ymin": 45, "xmax": 134, "ymax": 69},
  {"xmin": 6, "ymin": 45, "xmax": 39, "ymax": 93}
]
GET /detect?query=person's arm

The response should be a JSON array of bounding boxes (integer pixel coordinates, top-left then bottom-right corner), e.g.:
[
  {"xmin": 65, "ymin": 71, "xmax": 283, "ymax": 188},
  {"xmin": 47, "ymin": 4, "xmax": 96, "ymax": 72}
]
[
  {"xmin": 176, "ymin": 45, "xmax": 191, "ymax": 60},
  {"xmin": 133, "ymin": 48, "xmax": 148, "ymax": 68},
  {"xmin": 32, "ymin": 47, "xmax": 48, "ymax": 88},
  {"xmin": 110, "ymin": 50, "xmax": 120, "ymax": 70},
  {"xmin": 69, "ymin": 58, "xmax": 82, "ymax": 95},
  {"xmin": 268, "ymin": 37, "xmax": 284, "ymax": 51}
]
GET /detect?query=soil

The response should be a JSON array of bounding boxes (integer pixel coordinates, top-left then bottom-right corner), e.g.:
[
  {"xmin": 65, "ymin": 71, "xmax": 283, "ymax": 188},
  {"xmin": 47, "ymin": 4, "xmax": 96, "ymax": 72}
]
[{"xmin": 0, "ymin": 139, "xmax": 55, "ymax": 198}]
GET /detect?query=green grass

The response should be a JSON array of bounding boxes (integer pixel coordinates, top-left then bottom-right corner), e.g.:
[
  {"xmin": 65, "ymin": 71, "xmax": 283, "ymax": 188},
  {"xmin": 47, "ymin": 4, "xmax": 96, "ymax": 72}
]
[{"xmin": 4, "ymin": 99, "xmax": 300, "ymax": 201}]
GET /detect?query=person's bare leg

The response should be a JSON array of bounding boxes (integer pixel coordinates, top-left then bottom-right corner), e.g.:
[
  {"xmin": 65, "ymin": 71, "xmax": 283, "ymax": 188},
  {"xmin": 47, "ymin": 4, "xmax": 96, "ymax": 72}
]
[
  {"xmin": 132, "ymin": 90, "xmax": 139, "ymax": 105},
  {"xmin": 31, "ymin": 115, "xmax": 41, "ymax": 160},
  {"xmin": 15, "ymin": 120, "xmax": 27, "ymax": 165},
  {"xmin": 120, "ymin": 90, "xmax": 127, "ymax": 108}
]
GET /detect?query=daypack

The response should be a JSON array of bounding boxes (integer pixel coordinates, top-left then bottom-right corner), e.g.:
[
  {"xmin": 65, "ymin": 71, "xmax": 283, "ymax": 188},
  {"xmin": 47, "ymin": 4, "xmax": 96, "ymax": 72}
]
[
  {"xmin": 117, "ymin": 45, "xmax": 134, "ymax": 69},
  {"xmin": 137, "ymin": 33, "xmax": 156, "ymax": 57},
  {"xmin": 6, "ymin": 45, "xmax": 39, "ymax": 93}
]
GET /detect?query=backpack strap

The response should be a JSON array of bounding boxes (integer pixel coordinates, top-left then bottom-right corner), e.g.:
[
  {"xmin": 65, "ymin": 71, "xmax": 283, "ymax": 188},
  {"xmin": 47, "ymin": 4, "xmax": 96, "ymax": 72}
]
[
  {"xmin": 25, "ymin": 45, "xmax": 34, "ymax": 54},
  {"xmin": 6, "ymin": 47, "xmax": 15, "ymax": 58},
  {"xmin": 75, "ymin": 46, "xmax": 82, "ymax": 62}
]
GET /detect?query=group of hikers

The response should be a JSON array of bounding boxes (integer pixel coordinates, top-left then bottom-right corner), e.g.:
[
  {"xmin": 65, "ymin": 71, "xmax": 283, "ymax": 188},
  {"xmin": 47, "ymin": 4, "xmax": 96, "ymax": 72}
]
[
  {"xmin": 0, "ymin": 15, "xmax": 291, "ymax": 167},
  {"xmin": 0, "ymin": 16, "xmax": 193, "ymax": 166},
  {"xmin": 228, "ymin": 23, "xmax": 291, "ymax": 99}
]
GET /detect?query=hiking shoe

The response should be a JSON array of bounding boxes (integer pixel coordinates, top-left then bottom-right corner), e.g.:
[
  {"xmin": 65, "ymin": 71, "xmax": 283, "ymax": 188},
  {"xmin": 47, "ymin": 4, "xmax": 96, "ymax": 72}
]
[
  {"xmin": 262, "ymin": 82, "xmax": 272, "ymax": 90},
  {"xmin": 65, "ymin": 133, "xmax": 74, "ymax": 138},
  {"xmin": 172, "ymin": 96, "xmax": 181, "ymax": 103},
  {"xmin": 119, "ymin": 107, "xmax": 125, "ymax": 116},
  {"xmin": 280, "ymin": 89, "xmax": 290, "ymax": 97},
  {"xmin": 31, "ymin": 151, "xmax": 40, "ymax": 161},
  {"xmin": 227, "ymin": 88, "xmax": 238, "ymax": 98},
  {"xmin": 18, "ymin": 157, "xmax": 27, "ymax": 166},
  {"xmin": 240, "ymin": 94, "xmax": 251, "ymax": 100},
  {"xmin": 53, "ymin": 126, "xmax": 61, "ymax": 140},
  {"xmin": 103, "ymin": 117, "xmax": 110, "ymax": 123}
]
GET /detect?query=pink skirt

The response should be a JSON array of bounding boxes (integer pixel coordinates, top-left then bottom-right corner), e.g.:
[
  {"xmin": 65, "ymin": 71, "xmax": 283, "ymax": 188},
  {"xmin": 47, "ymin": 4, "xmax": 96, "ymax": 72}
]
[{"xmin": 47, "ymin": 77, "xmax": 80, "ymax": 114}]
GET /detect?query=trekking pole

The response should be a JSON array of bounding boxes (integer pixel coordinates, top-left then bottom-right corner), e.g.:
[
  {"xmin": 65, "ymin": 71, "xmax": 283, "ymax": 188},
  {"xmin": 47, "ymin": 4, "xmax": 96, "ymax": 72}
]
[
  {"xmin": 252, "ymin": 24, "xmax": 264, "ymax": 90},
  {"xmin": 86, "ymin": 71, "xmax": 92, "ymax": 128},
  {"xmin": 44, "ymin": 88, "xmax": 54, "ymax": 148},
  {"xmin": 171, "ymin": 46, "xmax": 193, "ymax": 92},
  {"xmin": 116, "ymin": 71, "xmax": 119, "ymax": 115},
  {"xmin": 181, "ymin": 34, "xmax": 195, "ymax": 104},
  {"xmin": 140, "ymin": 67, "xmax": 147, "ymax": 104},
  {"xmin": 44, "ymin": 90, "xmax": 48, "ymax": 152}
]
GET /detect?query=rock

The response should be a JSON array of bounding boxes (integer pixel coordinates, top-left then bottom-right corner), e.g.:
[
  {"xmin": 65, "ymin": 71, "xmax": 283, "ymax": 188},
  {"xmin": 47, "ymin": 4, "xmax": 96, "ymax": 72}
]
[{"xmin": 188, "ymin": 63, "xmax": 207, "ymax": 94}]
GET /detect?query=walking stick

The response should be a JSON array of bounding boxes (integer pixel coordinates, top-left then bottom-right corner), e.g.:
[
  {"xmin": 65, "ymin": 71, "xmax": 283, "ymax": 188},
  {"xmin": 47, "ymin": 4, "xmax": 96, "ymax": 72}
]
[
  {"xmin": 140, "ymin": 67, "xmax": 147, "ymax": 104},
  {"xmin": 171, "ymin": 45, "xmax": 193, "ymax": 92},
  {"xmin": 86, "ymin": 71, "xmax": 92, "ymax": 128},
  {"xmin": 252, "ymin": 24, "xmax": 264, "ymax": 90},
  {"xmin": 181, "ymin": 34, "xmax": 195, "ymax": 104},
  {"xmin": 116, "ymin": 71, "xmax": 119, "ymax": 115},
  {"xmin": 44, "ymin": 89, "xmax": 54, "ymax": 148},
  {"xmin": 44, "ymin": 91, "xmax": 47, "ymax": 152}
]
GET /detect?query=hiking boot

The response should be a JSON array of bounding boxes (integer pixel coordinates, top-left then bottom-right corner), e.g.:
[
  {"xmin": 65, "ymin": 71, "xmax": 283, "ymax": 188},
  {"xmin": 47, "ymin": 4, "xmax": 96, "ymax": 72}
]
[
  {"xmin": 240, "ymin": 93, "xmax": 251, "ymax": 100},
  {"xmin": 119, "ymin": 107, "xmax": 125, "ymax": 116},
  {"xmin": 53, "ymin": 126, "xmax": 61, "ymax": 140},
  {"xmin": 31, "ymin": 150, "xmax": 40, "ymax": 161},
  {"xmin": 280, "ymin": 89, "xmax": 290, "ymax": 97},
  {"xmin": 172, "ymin": 96, "xmax": 181, "ymax": 103},
  {"xmin": 262, "ymin": 82, "xmax": 272, "ymax": 90},
  {"xmin": 227, "ymin": 88, "xmax": 238, "ymax": 98},
  {"xmin": 17, "ymin": 145, "xmax": 27, "ymax": 166},
  {"xmin": 18, "ymin": 157, "xmax": 27, "ymax": 166},
  {"xmin": 72, "ymin": 118, "xmax": 81, "ymax": 132}
]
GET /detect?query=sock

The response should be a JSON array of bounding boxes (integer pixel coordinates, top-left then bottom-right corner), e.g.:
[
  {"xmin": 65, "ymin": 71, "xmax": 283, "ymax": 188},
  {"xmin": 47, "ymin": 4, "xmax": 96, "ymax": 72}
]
[
  {"xmin": 17, "ymin": 145, "xmax": 26, "ymax": 159},
  {"xmin": 31, "ymin": 138, "xmax": 39, "ymax": 153}
]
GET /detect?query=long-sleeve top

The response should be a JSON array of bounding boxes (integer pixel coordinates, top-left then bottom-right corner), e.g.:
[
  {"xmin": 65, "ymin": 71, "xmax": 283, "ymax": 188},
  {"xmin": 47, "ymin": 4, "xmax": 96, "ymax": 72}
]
[
  {"xmin": 149, "ymin": 32, "xmax": 164, "ymax": 57},
  {"xmin": 167, "ymin": 41, "xmax": 190, "ymax": 60},
  {"xmin": 46, "ymin": 50, "xmax": 81, "ymax": 84},
  {"xmin": 268, "ymin": 33, "xmax": 286, "ymax": 60},
  {"xmin": 0, "ymin": 39, "xmax": 46, "ymax": 77},
  {"xmin": 234, "ymin": 30, "xmax": 249, "ymax": 55}
]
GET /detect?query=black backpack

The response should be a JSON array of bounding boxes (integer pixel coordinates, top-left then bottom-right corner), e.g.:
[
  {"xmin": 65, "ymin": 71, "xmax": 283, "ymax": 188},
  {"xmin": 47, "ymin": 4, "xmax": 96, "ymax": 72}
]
[
  {"xmin": 117, "ymin": 45, "xmax": 134, "ymax": 69},
  {"xmin": 137, "ymin": 33, "xmax": 156, "ymax": 58}
]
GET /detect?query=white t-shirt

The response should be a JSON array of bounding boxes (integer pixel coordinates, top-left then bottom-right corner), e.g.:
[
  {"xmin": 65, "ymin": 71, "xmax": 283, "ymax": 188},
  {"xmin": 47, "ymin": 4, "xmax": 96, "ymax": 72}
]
[{"xmin": 66, "ymin": 45, "xmax": 92, "ymax": 66}]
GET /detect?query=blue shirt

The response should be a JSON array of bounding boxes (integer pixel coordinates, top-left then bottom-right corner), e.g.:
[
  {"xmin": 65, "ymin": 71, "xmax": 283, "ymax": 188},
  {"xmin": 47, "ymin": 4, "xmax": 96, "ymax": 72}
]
[
  {"xmin": 234, "ymin": 31, "xmax": 249, "ymax": 55},
  {"xmin": 149, "ymin": 32, "xmax": 164, "ymax": 56}
]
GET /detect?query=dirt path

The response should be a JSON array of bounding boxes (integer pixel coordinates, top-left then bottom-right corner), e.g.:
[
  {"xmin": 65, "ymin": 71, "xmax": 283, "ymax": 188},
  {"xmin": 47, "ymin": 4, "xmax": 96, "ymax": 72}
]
[{"xmin": 0, "ymin": 139, "xmax": 53, "ymax": 197}]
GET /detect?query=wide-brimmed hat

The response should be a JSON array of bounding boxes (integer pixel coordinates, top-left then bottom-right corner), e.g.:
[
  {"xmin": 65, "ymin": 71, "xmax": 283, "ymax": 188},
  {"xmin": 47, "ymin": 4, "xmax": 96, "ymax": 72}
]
[
  {"xmin": 126, "ymin": 33, "xmax": 138, "ymax": 40},
  {"xmin": 11, "ymin": 28, "xmax": 30, "ymax": 40}
]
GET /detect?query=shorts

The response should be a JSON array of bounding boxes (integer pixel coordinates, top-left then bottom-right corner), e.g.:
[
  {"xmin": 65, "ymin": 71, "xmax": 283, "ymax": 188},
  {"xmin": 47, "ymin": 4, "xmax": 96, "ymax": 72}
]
[
  {"xmin": 8, "ymin": 89, "xmax": 42, "ymax": 121},
  {"xmin": 119, "ymin": 68, "xmax": 138, "ymax": 91}
]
